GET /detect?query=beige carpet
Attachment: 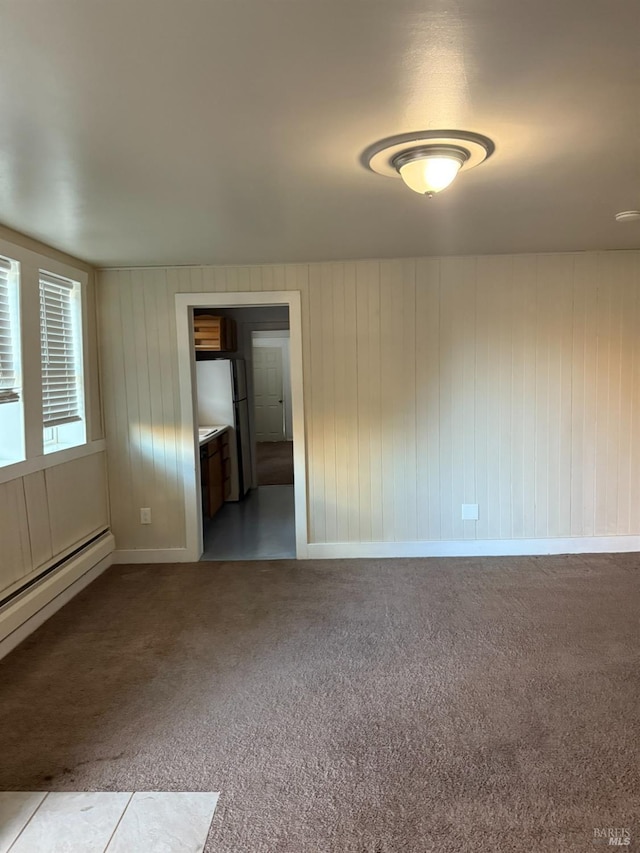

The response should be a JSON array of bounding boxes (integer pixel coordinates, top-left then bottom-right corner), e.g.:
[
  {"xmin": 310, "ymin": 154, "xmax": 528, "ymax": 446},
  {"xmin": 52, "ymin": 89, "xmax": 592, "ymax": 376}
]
[
  {"xmin": 0, "ymin": 555, "xmax": 638, "ymax": 852},
  {"xmin": 256, "ymin": 440, "xmax": 294, "ymax": 485}
]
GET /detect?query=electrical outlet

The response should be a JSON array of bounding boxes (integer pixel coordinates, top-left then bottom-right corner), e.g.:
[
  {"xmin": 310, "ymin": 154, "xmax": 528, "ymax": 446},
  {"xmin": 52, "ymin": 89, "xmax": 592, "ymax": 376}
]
[
  {"xmin": 140, "ymin": 507, "xmax": 152, "ymax": 524},
  {"xmin": 461, "ymin": 504, "xmax": 479, "ymax": 521}
]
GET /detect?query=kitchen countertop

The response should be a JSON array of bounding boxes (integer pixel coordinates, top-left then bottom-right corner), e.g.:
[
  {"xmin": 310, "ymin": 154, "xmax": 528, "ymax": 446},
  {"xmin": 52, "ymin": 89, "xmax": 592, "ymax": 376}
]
[{"xmin": 198, "ymin": 425, "xmax": 229, "ymax": 446}]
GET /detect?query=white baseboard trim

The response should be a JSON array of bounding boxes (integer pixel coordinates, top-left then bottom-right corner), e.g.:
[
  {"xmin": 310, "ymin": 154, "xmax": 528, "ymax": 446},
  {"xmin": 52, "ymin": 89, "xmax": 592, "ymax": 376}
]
[
  {"xmin": 305, "ymin": 535, "xmax": 640, "ymax": 560},
  {"xmin": 112, "ymin": 548, "xmax": 191, "ymax": 564},
  {"xmin": 0, "ymin": 532, "xmax": 115, "ymax": 660}
]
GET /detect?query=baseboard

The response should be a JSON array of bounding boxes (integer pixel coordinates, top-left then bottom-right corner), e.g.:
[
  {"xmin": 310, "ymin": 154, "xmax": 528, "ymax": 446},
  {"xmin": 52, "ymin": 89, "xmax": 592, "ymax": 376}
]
[
  {"xmin": 112, "ymin": 548, "xmax": 191, "ymax": 564},
  {"xmin": 0, "ymin": 532, "xmax": 115, "ymax": 660},
  {"xmin": 305, "ymin": 535, "xmax": 640, "ymax": 560},
  {"xmin": 112, "ymin": 536, "xmax": 640, "ymax": 564}
]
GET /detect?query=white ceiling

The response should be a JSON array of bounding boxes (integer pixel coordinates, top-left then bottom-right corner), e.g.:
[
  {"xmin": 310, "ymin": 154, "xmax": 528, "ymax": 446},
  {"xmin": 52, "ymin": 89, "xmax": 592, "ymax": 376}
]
[{"xmin": 1, "ymin": 0, "xmax": 639, "ymax": 267}]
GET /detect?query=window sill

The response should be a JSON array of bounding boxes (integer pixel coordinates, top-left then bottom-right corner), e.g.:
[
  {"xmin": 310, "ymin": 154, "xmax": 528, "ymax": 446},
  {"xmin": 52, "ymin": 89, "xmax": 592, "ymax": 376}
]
[
  {"xmin": 0, "ymin": 439, "xmax": 106, "ymax": 486},
  {"xmin": 44, "ymin": 441, "xmax": 84, "ymax": 456},
  {"xmin": 0, "ymin": 456, "xmax": 26, "ymax": 470}
]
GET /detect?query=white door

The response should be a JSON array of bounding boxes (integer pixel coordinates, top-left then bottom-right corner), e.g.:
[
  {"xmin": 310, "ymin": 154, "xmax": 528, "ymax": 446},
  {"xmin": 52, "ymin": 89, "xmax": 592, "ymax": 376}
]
[{"xmin": 253, "ymin": 346, "xmax": 284, "ymax": 441}]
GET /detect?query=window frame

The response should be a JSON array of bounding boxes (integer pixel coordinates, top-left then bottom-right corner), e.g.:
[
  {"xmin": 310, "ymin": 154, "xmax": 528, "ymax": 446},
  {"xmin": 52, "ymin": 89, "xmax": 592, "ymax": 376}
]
[
  {"xmin": 0, "ymin": 254, "xmax": 25, "ymax": 466},
  {"xmin": 0, "ymin": 236, "xmax": 96, "ymax": 484},
  {"xmin": 39, "ymin": 270, "xmax": 87, "ymax": 453}
]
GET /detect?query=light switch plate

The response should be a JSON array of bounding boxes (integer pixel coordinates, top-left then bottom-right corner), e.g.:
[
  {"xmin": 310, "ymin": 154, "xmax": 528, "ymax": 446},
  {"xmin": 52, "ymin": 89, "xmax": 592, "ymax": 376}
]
[{"xmin": 461, "ymin": 504, "xmax": 479, "ymax": 521}]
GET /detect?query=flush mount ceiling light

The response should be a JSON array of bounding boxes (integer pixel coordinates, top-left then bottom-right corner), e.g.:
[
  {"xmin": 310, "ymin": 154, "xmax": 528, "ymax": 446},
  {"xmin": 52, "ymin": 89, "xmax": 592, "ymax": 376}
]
[
  {"xmin": 362, "ymin": 130, "xmax": 495, "ymax": 198},
  {"xmin": 615, "ymin": 210, "xmax": 640, "ymax": 222}
]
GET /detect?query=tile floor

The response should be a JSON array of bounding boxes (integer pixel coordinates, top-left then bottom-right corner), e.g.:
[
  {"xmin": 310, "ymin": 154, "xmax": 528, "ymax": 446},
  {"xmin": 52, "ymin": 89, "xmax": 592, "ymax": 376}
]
[
  {"xmin": 0, "ymin": 791, "xmax": 219, "ymax": 853},
  {"xmin": 201, "ymin": 484, "xmax": 295, "ymax": 560}
]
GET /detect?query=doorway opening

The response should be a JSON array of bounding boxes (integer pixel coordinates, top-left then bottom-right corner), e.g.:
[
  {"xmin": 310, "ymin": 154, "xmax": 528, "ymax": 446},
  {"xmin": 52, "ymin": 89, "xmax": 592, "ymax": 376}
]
[
  {"xmin": 176, "ymin": 291, "xmax": 307, "ymax": 563},
  {"xmin": 253, "ymin": 330, "xmax": 294, "ymax": 486},
  {"xmin": 198, "ymin": 308, "xmax": 294, "ymax": 560}
]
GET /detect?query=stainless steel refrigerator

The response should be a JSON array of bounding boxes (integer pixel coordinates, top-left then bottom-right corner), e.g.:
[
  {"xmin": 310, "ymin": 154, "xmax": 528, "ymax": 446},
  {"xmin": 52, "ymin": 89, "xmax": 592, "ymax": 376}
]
[{"xmin": 195, "ymin": 359, "xmax": 252, "ymax": 500}]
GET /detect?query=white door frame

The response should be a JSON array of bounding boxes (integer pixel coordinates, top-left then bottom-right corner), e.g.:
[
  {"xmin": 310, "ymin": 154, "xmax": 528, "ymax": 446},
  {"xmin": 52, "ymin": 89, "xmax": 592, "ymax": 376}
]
[{"xmin": 175, "ymin": 291, "xmax": 308, "ymax": 561}]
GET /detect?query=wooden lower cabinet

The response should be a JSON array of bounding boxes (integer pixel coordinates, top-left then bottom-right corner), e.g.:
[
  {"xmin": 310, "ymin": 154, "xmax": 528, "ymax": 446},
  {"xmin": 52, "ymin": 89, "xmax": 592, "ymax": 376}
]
[
  {"xmin": 201, "ymin": 430, "xmax": 232, "ymax": 519},
  {"xmin": 222, "ymin": 459, "xmax": 232, "ymax": 499},
  {"xmin": 208, "ymin": 448, "xmax": 224, "ymax": 516},
  {"xmin": 220, "ymin": 431, "xmax": 231, "ymax": 499}
]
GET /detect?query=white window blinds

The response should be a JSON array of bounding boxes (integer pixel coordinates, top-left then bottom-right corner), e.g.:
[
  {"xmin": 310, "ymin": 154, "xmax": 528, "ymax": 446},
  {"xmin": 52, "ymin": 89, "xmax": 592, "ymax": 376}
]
[
  {"xmin": 39, "ymin": 272, "xmax": 83, "ymax": 427},
  {"xmin": 0, "ymin": 257, "xmax": 19, "ymax": 405}
]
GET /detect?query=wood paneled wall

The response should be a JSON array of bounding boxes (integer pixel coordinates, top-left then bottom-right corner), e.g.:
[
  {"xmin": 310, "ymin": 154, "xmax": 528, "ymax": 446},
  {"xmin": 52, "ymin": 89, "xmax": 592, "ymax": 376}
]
[
  {"xmin": 0, "ymin": 453, "xmax": 110, "ymax": 597},
  {"xmin": 98, "ymin": 252, "xmax": 640, "ymax": 552},
  {"xmin": 0, "ymin": 225, "xmax": 107, "ymax": 597}
]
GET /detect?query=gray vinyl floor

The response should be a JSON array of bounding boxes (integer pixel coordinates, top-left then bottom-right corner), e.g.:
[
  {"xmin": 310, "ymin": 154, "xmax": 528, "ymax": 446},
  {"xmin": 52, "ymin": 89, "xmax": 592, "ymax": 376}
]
[{"xmin": 201, "ymin": 484, "xmax": 295, "ymax": 560}]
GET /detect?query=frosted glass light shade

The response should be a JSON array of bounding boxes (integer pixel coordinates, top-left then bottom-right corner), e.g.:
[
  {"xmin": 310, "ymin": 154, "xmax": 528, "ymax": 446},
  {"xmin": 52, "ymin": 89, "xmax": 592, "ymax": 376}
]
[{"xmin": 398, "ymin": 155, "xmax": 463, "ymax": 195}]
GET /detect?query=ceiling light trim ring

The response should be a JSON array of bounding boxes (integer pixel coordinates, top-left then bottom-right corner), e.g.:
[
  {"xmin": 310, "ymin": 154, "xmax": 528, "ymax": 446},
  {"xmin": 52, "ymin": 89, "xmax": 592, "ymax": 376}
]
[
  {"xmin": 363, "ymin": 130, "xmax": 494, "ymax": 180},
  {"xmin": 391, "ymin": 145, "xmax": 471, "ymax": 172},
  {"xmin": 615, "ymin": 210, "xmax": 640, "ymax": 222}
]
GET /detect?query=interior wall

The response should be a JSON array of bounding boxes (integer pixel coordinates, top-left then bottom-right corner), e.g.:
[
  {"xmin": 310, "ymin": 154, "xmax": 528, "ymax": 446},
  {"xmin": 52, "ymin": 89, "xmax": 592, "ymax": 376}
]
[
  {"xmin": 0, "ymin": 225, "xmax": 108, "ymax": 600},
  {"xmin": 98, "ymin": 252, "xmax": 640, "ymax": 554}
]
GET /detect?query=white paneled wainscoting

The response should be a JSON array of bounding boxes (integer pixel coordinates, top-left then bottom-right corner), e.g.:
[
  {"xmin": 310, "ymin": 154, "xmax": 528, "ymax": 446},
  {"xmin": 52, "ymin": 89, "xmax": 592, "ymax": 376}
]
[
  {"xmin": 0, "ymin": 451, "xmax": 113, "ymax": 659},
  {"xmin": 98, "ymin": 251, "xmax": 640, "ymax": 561}
]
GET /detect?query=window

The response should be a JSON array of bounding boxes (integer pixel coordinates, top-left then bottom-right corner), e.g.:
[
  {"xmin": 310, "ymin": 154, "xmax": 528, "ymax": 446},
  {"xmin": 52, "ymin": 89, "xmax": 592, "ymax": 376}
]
[
  {"xmin": 39, "ymin": 271, "xmax": 86, "ymax": 453},
  {"xmin": 0, "ymin": 255, "xmax": 24, "ymax": 466}
]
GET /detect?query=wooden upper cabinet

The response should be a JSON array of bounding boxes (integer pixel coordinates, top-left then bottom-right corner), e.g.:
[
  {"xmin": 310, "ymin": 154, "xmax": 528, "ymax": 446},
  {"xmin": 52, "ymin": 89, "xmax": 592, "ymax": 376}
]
[{"xmin": 193, "ymin": 314, "xmax": 237, "ymax": 352}]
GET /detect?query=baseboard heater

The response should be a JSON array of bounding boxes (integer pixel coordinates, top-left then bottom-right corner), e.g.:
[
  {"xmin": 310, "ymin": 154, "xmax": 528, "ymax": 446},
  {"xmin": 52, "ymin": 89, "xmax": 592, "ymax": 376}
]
[
  {"xmin": 0, "ymin": 528, "xmax": 110, "ymax": 610},
  {"xmin": 0, "ymin": 528, "xmax": 115, "ymax": 659}
]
